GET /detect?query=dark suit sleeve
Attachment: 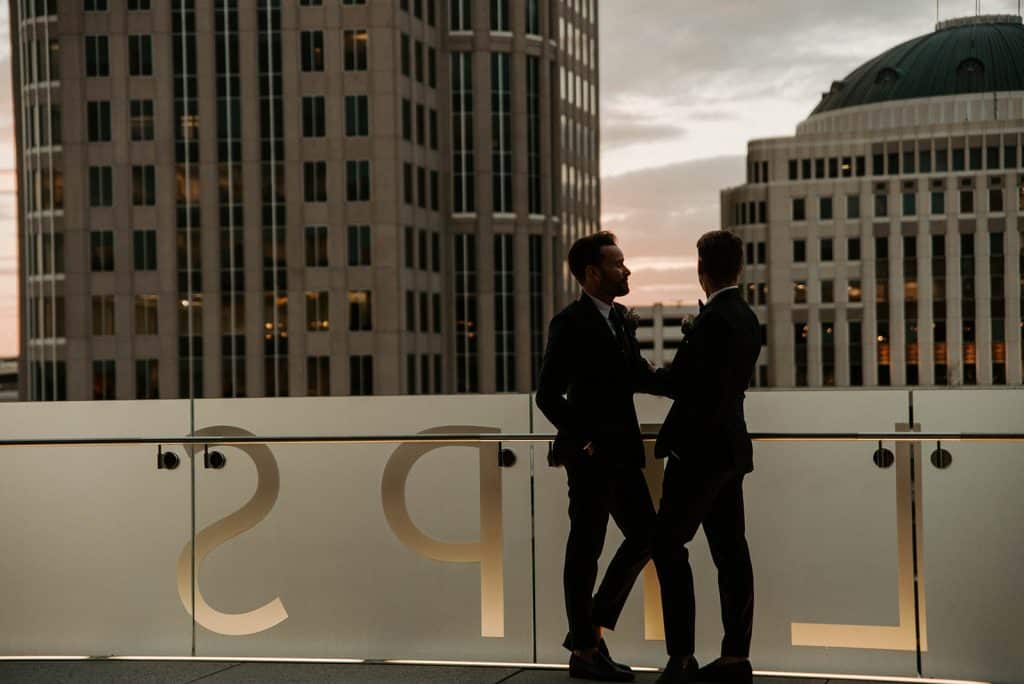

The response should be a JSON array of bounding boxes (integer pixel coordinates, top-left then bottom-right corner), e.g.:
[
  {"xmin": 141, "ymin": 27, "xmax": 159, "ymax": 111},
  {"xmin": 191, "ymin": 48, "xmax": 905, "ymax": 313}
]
[{"xmin": 535, "ymin": 313, "xmax": 585, "ymax": 438}]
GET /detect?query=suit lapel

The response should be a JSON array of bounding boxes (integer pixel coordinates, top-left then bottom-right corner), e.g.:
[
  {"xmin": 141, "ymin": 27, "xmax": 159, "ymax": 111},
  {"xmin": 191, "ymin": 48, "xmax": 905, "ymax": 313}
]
[{"xmin": 578, "ymin": 295, "xmax": 625, "ymax": 361}]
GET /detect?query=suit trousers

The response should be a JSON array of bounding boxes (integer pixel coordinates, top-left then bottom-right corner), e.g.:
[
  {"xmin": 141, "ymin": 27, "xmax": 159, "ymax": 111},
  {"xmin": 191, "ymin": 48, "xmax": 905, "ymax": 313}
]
[
  {"xmin": 652, "ymin": 458, "xmax": 754, "ymax": 658},
  {"xmin": 562, "ymin": 459, "xmax": 656, "ymax": 651}
]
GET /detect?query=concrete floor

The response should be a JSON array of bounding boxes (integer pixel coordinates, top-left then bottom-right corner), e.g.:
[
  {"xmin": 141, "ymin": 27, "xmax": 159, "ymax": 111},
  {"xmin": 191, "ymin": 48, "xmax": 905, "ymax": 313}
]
[{"xmin": 0, "ymin": 660, "xmax": 873, "ymax": 683}]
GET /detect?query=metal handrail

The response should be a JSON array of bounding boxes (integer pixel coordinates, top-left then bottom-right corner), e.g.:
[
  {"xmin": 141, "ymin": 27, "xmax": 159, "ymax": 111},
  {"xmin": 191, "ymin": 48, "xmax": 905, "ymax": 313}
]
[{"xmin": 0, "ymin": 432, "xmax": 1022, "ymax": 448}]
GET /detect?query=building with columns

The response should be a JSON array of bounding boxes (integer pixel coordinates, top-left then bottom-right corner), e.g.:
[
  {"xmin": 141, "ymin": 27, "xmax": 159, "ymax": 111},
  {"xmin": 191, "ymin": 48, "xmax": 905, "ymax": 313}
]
[
  {"xmin": 14, "ymin": 0, "xmax": 600, "ymax": 400},
  {"xmin": 723, "ymin": 14, "xmax": 1024, "ymax": 388}
]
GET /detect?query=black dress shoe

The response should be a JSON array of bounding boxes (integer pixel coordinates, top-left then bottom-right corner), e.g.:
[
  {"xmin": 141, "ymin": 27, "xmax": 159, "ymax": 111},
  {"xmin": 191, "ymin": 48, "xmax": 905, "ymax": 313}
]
[
  {"xmin": 597, "ymin": 638, "xmax": 633, "ymax": 673},
  {"xmin": 569, "ymin": 652, "xmax": 635, "ymax": 682},
  {"xmin": 655, "ymin": 655, "xmax": 698, "ymax": 684},
  {"xmin": 696, "ymin": 658, "xmax": 753, "ymax": 684}
]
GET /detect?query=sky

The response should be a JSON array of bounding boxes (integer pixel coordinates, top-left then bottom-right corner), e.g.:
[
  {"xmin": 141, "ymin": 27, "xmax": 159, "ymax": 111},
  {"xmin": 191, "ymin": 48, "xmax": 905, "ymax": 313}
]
[{"xmin": 0, "ymin": 1, "xmax": 1007, "ymax": 357}]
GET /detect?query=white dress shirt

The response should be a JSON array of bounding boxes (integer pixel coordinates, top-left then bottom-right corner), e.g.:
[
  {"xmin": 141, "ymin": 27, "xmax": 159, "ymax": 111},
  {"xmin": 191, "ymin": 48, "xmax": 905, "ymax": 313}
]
[{"xmin": 585, "ymin": 291, "xmax": 617, "ymax": 336}]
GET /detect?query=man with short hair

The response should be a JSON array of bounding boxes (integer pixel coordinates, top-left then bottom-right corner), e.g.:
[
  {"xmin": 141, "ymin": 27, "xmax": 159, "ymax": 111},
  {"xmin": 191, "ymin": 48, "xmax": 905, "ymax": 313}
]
[
  {"xmin": 651, "ymin": 230, "xmax": 761, "ymax": 684},
  {"xmin": 536, "ymin": 231, "xmax": 659, "ymax": 682}
]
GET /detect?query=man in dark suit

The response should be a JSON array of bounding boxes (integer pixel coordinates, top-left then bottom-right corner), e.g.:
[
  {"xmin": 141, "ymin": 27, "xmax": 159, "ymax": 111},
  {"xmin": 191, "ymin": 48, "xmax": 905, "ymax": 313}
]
[
  {"xmin": 536, "ymin": 231, "xmax": 660, "ymax": 682},
  {"xmin": 651, "ymin": 230, "xmax": 761, "ymax": 684}
]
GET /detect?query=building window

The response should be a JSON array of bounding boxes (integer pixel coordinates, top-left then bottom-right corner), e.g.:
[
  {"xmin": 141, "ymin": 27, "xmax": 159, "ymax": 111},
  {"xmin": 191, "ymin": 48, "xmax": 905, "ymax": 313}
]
[
  {"xmin": 85, "ymin": 36, "xmax": 110, "ymax": 77},
  {"xmin": 405, "ymin": 291, "xmax": 416, "ymax": 331},
  {"xmin": 404, "ymin": 163, "xmax": 414, "ymax": 204},
  {"xmin": 848, "ymin": 237, "xmax": 861, "ymax": 261},
  {"xmin": 304, "ymin": 225, "xmax": 328, "ymax": 267},
  {"xmin": 527, "ymin": 56, "xmax": 542, "ymax": 214},
  {"xmin": 300, "ymin": 31, "xmax": 324, "ymax": 71},
  {"xmin": 793, "ymin": 239, "xmax": 806, "ymax": 263},
  {"xmin": 820, "ymin": 238, "xmax": 833, "ymax": 262},
  {"xmin": 344, "ymin": 30, "xmax": 369, "ymax": 71},
  {"xmin": 419, "ymin": 291, "xmax": 430, "ymax": 333},
  {"xmin": 932, "ymin": 234, "xmax": 948, "ymax": 385},
  {"xmin": 92, "ymin": 295, "xmax": 115, "ymax": 335},
  {"xmin": 136, "ymin": 359, "xmax": 159, "ymax": 400},
  {"xmin": 433, "ymin": 292, "xmax": 442, "ymax": 334},
  {"xmin": 430, "ymin": 109, "xmax": 439, "ymax": 150},
  {"xmin": 85, "ymin": 0, "xmax": 108, "ymax": 9},
  {"xmin": 133, "ymin": 230, "xmax": 157, "ymax": 270},
  {"xmin": 819, "ymin": 196, "xmax": 833, "ymax": 221},
  {"xmin": 304, "ymin": 161, "xmax": 327, "ymax": 202},
  {"xmin": 307, "ymin": 357, "xmax": 330, "ymax": 397},
  {"xmin": 417, "ymin": 166, "xmax": 427, "ymax": 208},
  {"xmin": 757, "ymin": 242, "xmax": 766, "ymax": 264},
  {"xmin": 93, "ymin": 360, "xmax": 116, "ymax": 400},
  {"xmin": 128, "ymin": 35, "xmax": 153, "ymax": 76},
  {"xmin": 306, "ymin": 291, "xmax": 329, "ymax": 331},
  {"xmin": 348, "ymin": 290, "xmax": 372, "ymax": 331},
  {"xmin": 495, "ymin": 234, "xmax": 515, "ymax": 391},
  {"xmin": 345, "ymin": 95, "xmax": 369, "ymax": 136},
  {"xmin": 303, "ymin": 96, "xmax": 326, "ymax": 137},
  {"xmin": 794, "ymin": 323, "xmax": 808, "ymax": 387},
  {"xmin": 91, "ymin": 230, "xmax": 115, "ymax": 272},
  {"xmin": 350, "ymin": 355, "xmax": 373, "ymax": 396},
  {"xmin": 132, "ymin": 165, "xmax": 156, "ymax": 206},
  {"xmin": 902, "ymin": 190, "xmax": 916, "ymax": 216},
  {"xmin": 347, "ymin": 160, "xmax": 371, "ymax": 201},
  {"xmin": 428, "ymin": 47, "xmax": 437, "ymax": 87},
  {"xmin": 135, "ymin": 294, "xmax": 159, "ymax": 335},
  {"xmin": 874, "ymin": 193, "xmax": 888, "ymax": 218},
  {"xmin": 87, "ymin": 101, "xmax": 111, "ymax": 142},
  {"xmin": 432, "ymin": 232, "xmax": 441, "ymax": 272},
  {"xmin": 990, "ymin": 232, "xmax": 1006, "ymax": 384},
  {"xmin": 89, "ymin": 166, "xmax": 113, "ymax": 207},
  {"xmin": 792, "ymin": 197, "xmax": 806, "ymax": 221},
  {"xmin": 491, "ymin": 52, "xmax": 513, "ymax": 213},
  {"xmin": 404, "ymin": 227, "xmax": 415, "ymax": 268},
  {"xmin": 400, "ymin": 34, "xmax": 411, "ymax": 76},
  {"xmin": 821, "ymin": 280, "xmax": 834, "ymax": 303},
  {"xmin": 491, "ymin": 0, "xmax": 509, "ymax": 31},
  {"xmin": 931, "ymin": 189, "xmax": 945, "ymax": 214},
  {"xmin": 407, "ymin": 354, "xmax": 418, "ymax": 394},
  {"xmin": 451, "ymin": 0, "xmax": 472, "ymax": 30},
  {"xmin": 849, "ymin": 321, "xmax": 863, "ymax": 386},
  {"xmin": 846, "ymin": 194, "xmax": 860, "ymax": 219},
  {"xmin": 989, "ymin": 184, "xmax": 1004, "ymax": 213},
  {"xmin": 347, "ymin": 225, "xmax": 371, "ymax": 266},
  {"xmin": 793, "ymin": 281, "xmax": 807, "ymax": 304},
  {"xmin": 960, "ymin": 187, "xmax": 975, "ymax": 214},
  {"xmin": 416, "ymin": 104, "xmax": 426, "ymax": 146},
  {"xmin": 430, "ymin": 170, "xmax": 440, "ymax": 211},
  {"xmin": 455, "ymin": 233, "xmax": 479, "ymax": 392},
  {"xmin": 526, "ymin": 0, "xmax": 541, "ymax": 34},
  {"xmin": 130, "ymin": 99, "xmax": 155, "ymax": 140},
  {"xmin": 414, "ymin": 40, "xmax": 424, "ymax": 82},
  {"xmin": 402, "ymin": 99, "xmax": 413, "ymax": 141},
  {"xmin": 451, "ymin": 52, "xmax": 475, "ymax": 212},
  {"xmin": 822, "ymin": 322, "xmax": 835, "ymax": 386},
  {"xmin": 848, "ymin": 279, "xmax": 862, "ymax": 303},
  {"xmin": 128, "ymin": 0, "xmax": 151, "ymax": 9}
]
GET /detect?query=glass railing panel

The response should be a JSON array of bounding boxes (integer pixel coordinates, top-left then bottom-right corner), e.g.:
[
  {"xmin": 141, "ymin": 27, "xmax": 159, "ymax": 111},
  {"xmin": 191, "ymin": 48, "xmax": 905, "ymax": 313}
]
[
  {"xmin": 532, "ymin": 390, "xmax": 917, "ymax": 676},
  {"xmin": 915, "ymin": 388, "xmax": 1024, "ymax": 683},
  {"xmin": 0, "ymin": 400, "xmax": 194, "ymax": 656},
  {"xmin": 188, "ymin": 395, "xmax": 535, "ymax": 661}
]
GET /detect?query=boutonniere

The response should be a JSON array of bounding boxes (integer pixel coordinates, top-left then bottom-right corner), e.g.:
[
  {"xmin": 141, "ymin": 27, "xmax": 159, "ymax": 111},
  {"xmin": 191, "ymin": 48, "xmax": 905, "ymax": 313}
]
[
  {"xmin": 680, "ymin": 314, "xmax": 696, "ymax": 337},
  {"xmin": 624, "ymin": 307, "xmax": 641, "ymax": 334}
]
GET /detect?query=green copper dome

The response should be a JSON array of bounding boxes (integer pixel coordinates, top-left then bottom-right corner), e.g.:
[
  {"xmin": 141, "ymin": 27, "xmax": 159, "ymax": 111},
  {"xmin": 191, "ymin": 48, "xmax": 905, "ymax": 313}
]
[{"xmin": 810, "ymin": 15, "xmax": 1024, "ymax": 116}]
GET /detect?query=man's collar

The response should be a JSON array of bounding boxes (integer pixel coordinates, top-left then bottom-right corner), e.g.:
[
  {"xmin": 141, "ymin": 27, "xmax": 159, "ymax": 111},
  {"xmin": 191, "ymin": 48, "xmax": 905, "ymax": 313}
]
[
  {"xmin": 705, "ymin": 285, "xmax": 739, "ymax": 305},
  {"xmin": 583, "ymin": 291, "xmax": 613, "ymax": 318}
]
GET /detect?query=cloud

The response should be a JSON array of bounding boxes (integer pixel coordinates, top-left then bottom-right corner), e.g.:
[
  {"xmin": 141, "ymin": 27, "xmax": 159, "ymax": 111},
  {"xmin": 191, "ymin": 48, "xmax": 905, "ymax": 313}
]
[
  {"xmin": 605, "ymin": 155, "xmax": 746, "ymax": 307},
  {"xmin": 603, "ymin": 121, "xmax": 687, "ymax": 149}
]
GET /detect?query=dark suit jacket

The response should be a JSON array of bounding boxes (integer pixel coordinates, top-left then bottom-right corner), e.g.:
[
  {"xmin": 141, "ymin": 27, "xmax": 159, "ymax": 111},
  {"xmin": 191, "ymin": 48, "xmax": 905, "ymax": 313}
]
[
  {"xmin": 654, "ymin": 288, "xmax": 761, "ymax": 473},
  {"xmin": 536, "ymin": 295, "xmax": 658, "ymax": 468}
]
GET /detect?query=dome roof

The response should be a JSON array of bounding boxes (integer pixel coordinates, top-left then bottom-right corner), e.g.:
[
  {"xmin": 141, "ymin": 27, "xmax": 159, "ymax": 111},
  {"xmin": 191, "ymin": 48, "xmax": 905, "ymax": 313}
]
[{"xmin": 810, "ymin": 15, "xmax": 1024, "ymax": 116}]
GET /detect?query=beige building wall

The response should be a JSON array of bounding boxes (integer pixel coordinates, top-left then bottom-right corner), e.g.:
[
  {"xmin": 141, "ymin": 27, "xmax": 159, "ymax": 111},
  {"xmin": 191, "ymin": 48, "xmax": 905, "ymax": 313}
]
[
  {"xmin": 14, "ymin": 0, "xmax": 600, "ymax": 401},
  {"xmin": 723, "ymin": 91, "xmax": 1024, "ymax": 388}
]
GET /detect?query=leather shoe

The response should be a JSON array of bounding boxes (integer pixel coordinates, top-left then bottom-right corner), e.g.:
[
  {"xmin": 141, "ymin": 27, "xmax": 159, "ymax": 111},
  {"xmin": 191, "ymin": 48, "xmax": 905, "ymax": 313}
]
[
  {"xmin": 597, "ymin": 638, "xmax": 632, "ymax": 674},
  {"xmin": 569, "ymin": 651, "xmax": 635, "ymax": 682},
  {"xmin": 655, "ymin": 655, "xmax": 698, "ymax": 684},
  {"xmin": 697, "ymin": 658, "xmax": 753, "ymax": 684}
]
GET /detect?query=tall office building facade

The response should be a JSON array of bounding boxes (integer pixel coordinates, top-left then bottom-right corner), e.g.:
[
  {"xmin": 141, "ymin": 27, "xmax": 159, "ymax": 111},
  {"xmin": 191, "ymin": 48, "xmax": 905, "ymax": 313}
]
[
  {"xmin": 14, "ymin": 0, "xmax": 600, "ymax": 401},
  {"xmin": 723, "ymin": 15, "xmax": 1024, "ymax": 388}
]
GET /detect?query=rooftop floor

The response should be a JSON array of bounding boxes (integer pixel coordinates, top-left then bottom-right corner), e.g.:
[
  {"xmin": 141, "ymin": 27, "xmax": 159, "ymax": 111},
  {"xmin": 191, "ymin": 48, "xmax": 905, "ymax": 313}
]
[{"xmin": 0, "ymin": 660, "xmax": 888, "ymax": 684}]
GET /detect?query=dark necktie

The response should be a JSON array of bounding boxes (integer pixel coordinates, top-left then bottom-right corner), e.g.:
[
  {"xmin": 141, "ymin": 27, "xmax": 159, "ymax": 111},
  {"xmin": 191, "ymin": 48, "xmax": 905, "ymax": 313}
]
[{"xmin": 609, "ymin": 308, "xmax": 627, "ymax": 353}]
